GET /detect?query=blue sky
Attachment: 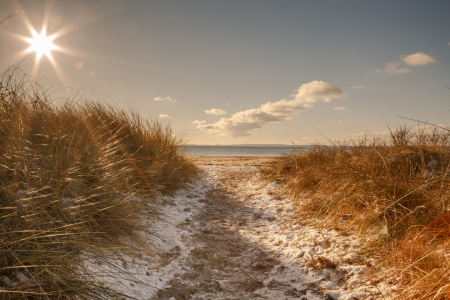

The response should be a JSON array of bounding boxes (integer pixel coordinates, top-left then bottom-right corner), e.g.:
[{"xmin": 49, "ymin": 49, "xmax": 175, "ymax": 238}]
[{"xmin": 1, "ymin": 0, "xmax": 450, "ymax": 144}]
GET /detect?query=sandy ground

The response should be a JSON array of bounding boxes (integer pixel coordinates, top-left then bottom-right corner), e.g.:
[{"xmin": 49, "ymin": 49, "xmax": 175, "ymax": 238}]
[
  {"xmin": 98, "ymin": 157, "xmax": 396, "ymax": 299},
  {"xmin": 188, "ymin": 156, "xmax": 276, "ymax": 166}
]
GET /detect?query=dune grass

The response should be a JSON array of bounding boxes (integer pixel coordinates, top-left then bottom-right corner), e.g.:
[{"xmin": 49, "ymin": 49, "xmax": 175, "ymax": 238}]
[
  {"xmin": 260, "ymin": 126, "xmax": 450, "ymax": 299},
  {"xmin": 0, "ymin": 67, "xmax": 197, "ymax": 299}
]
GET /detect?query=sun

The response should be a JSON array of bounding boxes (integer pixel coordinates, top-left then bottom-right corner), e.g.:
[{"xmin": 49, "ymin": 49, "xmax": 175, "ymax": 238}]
[
  {"xmin": 25, "ymin": 29, "xmax": 57, "ymax": 59},
  {"xmin": 8, "ymin": 5, "xmax": 108, "ymax": 83}
]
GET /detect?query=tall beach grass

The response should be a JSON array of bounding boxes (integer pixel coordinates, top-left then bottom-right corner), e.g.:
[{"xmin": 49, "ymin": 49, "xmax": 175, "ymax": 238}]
[
  {"xmin": 0, "ymin": 67, "xmax": 197, "ymax": 299},
  {"xmin": 260, "ymin": 126, "xmax": 450, "ymax": 299}
]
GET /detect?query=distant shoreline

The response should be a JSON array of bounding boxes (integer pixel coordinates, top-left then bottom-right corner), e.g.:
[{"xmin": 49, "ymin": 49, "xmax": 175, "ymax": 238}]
[
  {"xmin": 185, "ymin": 144, "xmax": 305, "ymax": 147},
  {"xmin": 183, "ymin": 144, "xmax": 305, "ymax": 157},
  {"xmin": 189, "ymin": 156, "xmax": 276, "ymax": 166}
]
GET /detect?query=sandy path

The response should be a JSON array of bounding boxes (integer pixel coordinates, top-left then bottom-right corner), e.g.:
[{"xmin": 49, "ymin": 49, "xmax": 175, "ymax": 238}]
[
  {"xmin": 154, "ymin": 167, "xmax": 307, "ymax": 300},
  {"xmin": 150, "ymin": 162, "xmax": 394, "ymax": 300},
  {"xmin": 90, "ymin": 157, "xmax": 394, "ymax": 299}
]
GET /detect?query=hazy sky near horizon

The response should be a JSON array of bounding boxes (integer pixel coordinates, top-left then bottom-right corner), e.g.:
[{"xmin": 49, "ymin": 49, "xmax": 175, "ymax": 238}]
[{"xmin": 1, "ymin": 0, "xmax": 450, "ymax": 144}]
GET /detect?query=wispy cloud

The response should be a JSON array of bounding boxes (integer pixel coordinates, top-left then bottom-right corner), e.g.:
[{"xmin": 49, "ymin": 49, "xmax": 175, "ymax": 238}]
[
  {"xmin": 154, "ymin": 96, "xmax": 177, "ymax": 102},
  {"xmin": 225, "ymin": 103, "xmax": 231, "ymax": 106},
  {"xmin": 374, "ymin": 52, "xmax": 438, "ymax": 75},
  {"xmin": 192, "ymin": 120, "xmax": 206, "ymax": 125},
  {"xmin": 159, "ymin": 114, "xmax": 171, "ymax": 118},
  {"xmin": 205, "ymin": 108, "xmax": 226, "ymax": 115},
  {"xmin": 401, "ymin": 52, "xmax": 437, "ymax": 66},
  {"xmin": 375, "ymin": 62, "xmax": 411, "ymax": 75},
  {"xmin": 333, "ymin": 107, "xmax": 346, "ymax": 111},
  {"xmin": 195, "ymin": 81, "xmax": 347, "ymax": 137},
  {"xmin": 352, "ymin": 86, "xmax": 365, "ymax": 90}
]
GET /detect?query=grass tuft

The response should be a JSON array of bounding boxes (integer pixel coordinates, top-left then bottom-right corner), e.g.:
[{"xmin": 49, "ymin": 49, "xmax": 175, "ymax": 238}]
[
  {"xmin": 0, "ymin": 67, "xmax": 197, "ymax": 299},
  {"xmin": 260, "ymin": 126, "xmax": 450, "ymax": 299}
]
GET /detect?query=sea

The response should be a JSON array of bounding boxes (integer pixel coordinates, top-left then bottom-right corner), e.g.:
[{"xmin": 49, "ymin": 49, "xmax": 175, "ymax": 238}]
[{"xmin": 183, "ymin": 145, "xmax": 311, "ymax": 157}]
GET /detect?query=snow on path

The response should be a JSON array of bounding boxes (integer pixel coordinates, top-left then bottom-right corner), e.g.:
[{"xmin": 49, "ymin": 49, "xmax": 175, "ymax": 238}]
[{"xmin": 105, "ymin": 166, "xmax": 396, "ymax": 299}]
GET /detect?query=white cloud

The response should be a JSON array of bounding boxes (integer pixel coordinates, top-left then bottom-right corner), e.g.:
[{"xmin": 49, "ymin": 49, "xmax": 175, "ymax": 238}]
[
  {"xmin": 192, "ymin": 120, "xmax": 206, "ymax": 125},
  {"xmin": 154, "ymin": 96, "xmax": 177, "ymax": 102},
  {"xmin": 333, "ymin": 107, "xmax": 346, "ymax": 111},
  {"xmin": 401, "ymin": 52, "xmax": 437, "ymax": 66},
  {"xmin": 375, "ymin": 62, "xmax": 411, "ymax": 75},
  {"xmin": 225, "ymin": 103, "xmax": 231, "ymax": 106},
  {"xmin": 205, "ymin": 108, "xmax": 226, "ymax": 115},
  {"xmin": 352, "ymin": 86, "xmax": 365, "ymax": 90},
  {"xmin": 374, "ymin": 52, "xmax": 437, "ymax": 76},
  {"xmin": 159, "ymin": 114, "xmax": 171, "ymax": 118},
  {"xmin": 196, "ymin": 81, "xmax": 347, "ymax": 137}
]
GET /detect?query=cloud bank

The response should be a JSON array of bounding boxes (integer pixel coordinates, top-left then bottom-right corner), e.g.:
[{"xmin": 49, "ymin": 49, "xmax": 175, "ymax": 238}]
[
  {"xmin": 154, "ymin": 96, "xmax": 177, "ymax": 102},
  {"xmin": 205, "ymin": 108, "xmax": 226, "ymax": 115},
  {"xmin": 195, "ymin": 81, "xmax": 347, "ymax": 137}
]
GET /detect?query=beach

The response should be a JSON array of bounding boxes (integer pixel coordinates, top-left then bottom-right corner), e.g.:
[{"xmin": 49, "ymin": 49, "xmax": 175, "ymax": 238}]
[{"xmin": 188, "ymin": 156, "xmax": 276, "ymax": 166}]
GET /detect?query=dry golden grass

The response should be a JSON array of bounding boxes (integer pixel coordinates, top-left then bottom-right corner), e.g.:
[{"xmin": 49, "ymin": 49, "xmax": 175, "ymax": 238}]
[
  {"xmin": 260, "ymin": 126, "xmax": 450, "ymax": 299},
  {"xmin": 0, "ymin": 67, "xmax": 198, "ymax": 299}
]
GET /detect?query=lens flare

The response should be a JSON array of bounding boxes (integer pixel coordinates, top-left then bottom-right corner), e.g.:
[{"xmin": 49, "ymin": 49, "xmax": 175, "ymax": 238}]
[{"xmin": 25, "ymin": 29, "xmax": 57, "ymax": 59}]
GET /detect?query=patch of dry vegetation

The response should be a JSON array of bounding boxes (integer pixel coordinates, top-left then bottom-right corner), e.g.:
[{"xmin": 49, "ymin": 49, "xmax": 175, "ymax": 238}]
[
  {"xmin": 0, "ymin": 67, "xmax": 197, "ymax": 299},
  {"xmin": 260, "ymin": 126, "xmax": 450, "ymax": 299}
]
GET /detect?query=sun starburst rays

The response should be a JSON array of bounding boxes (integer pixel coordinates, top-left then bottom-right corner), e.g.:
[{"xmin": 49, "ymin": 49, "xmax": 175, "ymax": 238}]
[
  {"xmin": 6, "ymin": 3, "xmax": 123, "ymax": 86},
  {"xmin": 25, "ymin": 29, "xmax": 57, "ymax": 59},
  {"xmin": 20, "ymin": 26, "xmax": 68, "ymax": 83}
]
